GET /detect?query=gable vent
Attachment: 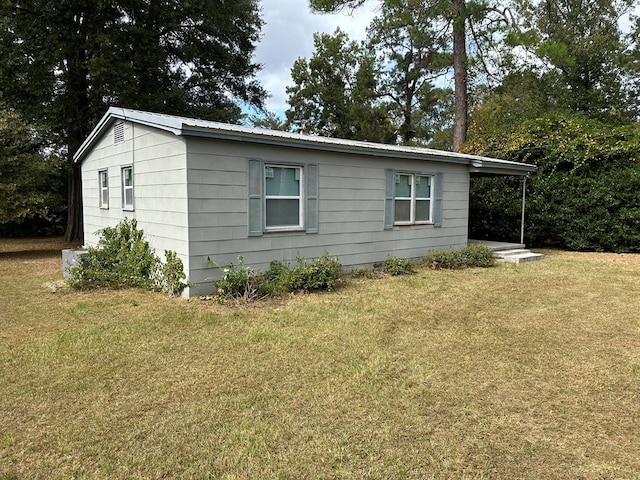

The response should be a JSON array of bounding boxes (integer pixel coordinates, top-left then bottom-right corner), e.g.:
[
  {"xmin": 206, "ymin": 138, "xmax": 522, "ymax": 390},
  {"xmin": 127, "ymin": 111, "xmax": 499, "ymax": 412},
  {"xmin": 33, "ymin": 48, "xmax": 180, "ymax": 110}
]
[{"xmin": 113, "ymin": 122, "xmax": 125, "ymax": 143}]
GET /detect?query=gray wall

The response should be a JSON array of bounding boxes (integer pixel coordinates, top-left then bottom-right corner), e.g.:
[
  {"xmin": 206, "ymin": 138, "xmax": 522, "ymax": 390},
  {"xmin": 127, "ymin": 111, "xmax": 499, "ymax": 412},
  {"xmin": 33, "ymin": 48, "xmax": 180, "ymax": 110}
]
[
  {"xmin": 80, "ymin": 121, "xmax": 191, "ymax": 275},
  {"xmin": 81, "ymin": 125, "xmax": 471, "ymax": 297},
  {"xmin": 185, "ymin": 137, "xmax": 469, "ymax": 296}
]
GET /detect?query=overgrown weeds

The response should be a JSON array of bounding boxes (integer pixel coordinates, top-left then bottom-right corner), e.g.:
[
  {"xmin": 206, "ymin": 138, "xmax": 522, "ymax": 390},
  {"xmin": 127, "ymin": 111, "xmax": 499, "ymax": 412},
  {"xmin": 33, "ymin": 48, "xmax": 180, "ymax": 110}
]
[
  {"xmin": 425, "ymin": 243, "xmax": 496, "ymax": 269},
  {"xmin": 66, "ymin": 218, "xmax": 186, "ymax": 296},
  {"xmin": 210, "ymin": 253, "xmax": 342, "ymax": 303}
]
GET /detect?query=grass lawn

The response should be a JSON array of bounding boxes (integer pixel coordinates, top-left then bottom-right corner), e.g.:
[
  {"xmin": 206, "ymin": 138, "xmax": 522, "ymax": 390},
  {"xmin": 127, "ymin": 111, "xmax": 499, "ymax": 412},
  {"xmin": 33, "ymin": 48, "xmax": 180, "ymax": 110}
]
[{"xmin": 1, "ymin": 238, "xmax": 639, "ymax": 479}]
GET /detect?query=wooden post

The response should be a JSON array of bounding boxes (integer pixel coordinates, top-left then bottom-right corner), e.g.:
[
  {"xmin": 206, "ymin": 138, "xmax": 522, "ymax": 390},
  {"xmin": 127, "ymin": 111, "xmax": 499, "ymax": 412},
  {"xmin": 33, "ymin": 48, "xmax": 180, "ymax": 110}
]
[{"xmin": 521, "ymin": 176, "xmax": 527, "ymax": 245}]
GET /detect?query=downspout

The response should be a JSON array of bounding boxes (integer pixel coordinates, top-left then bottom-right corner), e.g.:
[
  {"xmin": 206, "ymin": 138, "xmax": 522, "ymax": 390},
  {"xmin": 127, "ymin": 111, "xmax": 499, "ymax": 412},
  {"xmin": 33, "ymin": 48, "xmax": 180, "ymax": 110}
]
[{"xmin": 521, "ymin": 176, "xmax": 527, "ymax": 245}]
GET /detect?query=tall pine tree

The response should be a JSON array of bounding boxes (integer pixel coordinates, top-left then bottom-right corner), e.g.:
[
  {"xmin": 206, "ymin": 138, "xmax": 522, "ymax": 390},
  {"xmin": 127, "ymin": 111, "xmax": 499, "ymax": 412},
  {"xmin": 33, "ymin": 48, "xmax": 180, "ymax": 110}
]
[{"xmin": 309, "ymin": 0, "xmax": 512, "ymax": 151}]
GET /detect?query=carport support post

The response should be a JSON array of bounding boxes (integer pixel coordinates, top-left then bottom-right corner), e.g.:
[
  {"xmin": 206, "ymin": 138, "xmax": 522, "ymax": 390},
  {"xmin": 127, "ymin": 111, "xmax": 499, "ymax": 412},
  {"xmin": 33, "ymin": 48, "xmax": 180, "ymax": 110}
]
[{"xmin": 520, "ymin": 176, "xmax": 527, "ymax": 245}]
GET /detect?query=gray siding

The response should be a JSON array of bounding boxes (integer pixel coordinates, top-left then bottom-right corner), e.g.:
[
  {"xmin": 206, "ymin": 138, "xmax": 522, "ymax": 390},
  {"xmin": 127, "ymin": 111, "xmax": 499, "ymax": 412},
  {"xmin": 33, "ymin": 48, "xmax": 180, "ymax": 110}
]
[
  {"xmin": 80, "ymin": 122, "xmax": 190, "ymax": 274},
  {"xmin": 186, "ymin": 137, "xmax": 469, "ymax": 296}
]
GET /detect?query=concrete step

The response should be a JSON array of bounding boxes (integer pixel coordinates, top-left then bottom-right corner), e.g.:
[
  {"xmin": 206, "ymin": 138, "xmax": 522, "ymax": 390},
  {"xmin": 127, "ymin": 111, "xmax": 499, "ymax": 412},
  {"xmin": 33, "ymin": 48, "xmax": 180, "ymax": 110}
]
[
  {"xmin": 494, "ymin": 250, "xmax": 545, "ymax": 263},
  {"xmin": 492, "ymin": 249, "xmax": 530, "ymax": 257},
  {"xmin": 468, "ymin": 240, "xmax": 545, "ymax": 264}
]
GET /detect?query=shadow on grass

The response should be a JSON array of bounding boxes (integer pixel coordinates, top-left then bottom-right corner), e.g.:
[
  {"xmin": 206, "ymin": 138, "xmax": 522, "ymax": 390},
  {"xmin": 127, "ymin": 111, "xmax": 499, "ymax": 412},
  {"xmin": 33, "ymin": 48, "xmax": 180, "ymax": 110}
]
[
  {"xmin": 0, "ymin": 236, "xmax": 80, "ymax": 255},
  {"xmin": 0, "ymin": 249, "xmax": 64, "ymax": 262}
]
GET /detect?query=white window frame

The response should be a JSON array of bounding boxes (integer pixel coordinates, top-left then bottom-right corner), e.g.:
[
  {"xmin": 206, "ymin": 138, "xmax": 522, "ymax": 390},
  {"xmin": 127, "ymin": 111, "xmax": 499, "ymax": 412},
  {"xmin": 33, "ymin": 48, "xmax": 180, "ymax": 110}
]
[
  {"xmin": 99, "ymin": 169, "xmax": 109, "ymax": 209},
  {"xmin": 121, "ymin": 165, "xmax": 134, "ymax": 211},
  {"xmin": 394, "ymin": 173, "xmax": 433, "ymax": 225},
  {"xmin": 264, "ymin": 164, "xmax": 304, "ymax": 231}
]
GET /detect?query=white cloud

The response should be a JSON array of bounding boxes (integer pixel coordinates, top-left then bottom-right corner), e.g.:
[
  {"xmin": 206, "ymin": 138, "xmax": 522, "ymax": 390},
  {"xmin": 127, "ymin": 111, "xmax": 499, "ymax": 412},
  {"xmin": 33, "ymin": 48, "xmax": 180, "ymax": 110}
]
[{"xmin": 254, "ymin": 0, "xmax": 378, "ymax": 117}]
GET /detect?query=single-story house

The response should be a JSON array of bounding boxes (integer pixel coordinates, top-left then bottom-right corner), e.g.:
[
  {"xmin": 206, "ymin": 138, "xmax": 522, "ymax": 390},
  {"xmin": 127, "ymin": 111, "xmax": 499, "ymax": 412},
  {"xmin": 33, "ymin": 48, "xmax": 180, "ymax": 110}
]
[{"xmin": 73, "ymin": 107, "xmax": 536, "ymax": 297}]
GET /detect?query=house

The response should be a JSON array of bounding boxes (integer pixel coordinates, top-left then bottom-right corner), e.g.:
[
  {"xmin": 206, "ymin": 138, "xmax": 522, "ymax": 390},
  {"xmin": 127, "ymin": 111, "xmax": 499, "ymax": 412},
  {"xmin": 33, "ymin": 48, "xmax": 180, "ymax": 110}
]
[{"xmin": 73, "ymin": 107, "xmax": 536, "ymax": 297}]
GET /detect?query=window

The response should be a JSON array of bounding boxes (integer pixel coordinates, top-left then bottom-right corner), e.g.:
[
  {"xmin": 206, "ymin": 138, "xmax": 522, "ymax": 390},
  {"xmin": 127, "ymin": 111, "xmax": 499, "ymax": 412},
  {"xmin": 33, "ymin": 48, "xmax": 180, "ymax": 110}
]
[
  {"xmin": 265, "ymin": 165, "xmax": 303, "ymax": 229},
  {"xmin": 121, "ymin": 166, "xmax": 134, "ymax": 210},
  {"xmin": 247, "ymin": 159, "xmax": 318, "ymax": 237},
  {"xmin": 394, "ymin": 173, "xmax": 433, "ymax": 224},
  {"xmin": 384, "ymin": 170, "xmax": 443, "ymax": 229},
  {"xmin": 99, "ymin": 170, "xmax": 109, "ymax": 209}
]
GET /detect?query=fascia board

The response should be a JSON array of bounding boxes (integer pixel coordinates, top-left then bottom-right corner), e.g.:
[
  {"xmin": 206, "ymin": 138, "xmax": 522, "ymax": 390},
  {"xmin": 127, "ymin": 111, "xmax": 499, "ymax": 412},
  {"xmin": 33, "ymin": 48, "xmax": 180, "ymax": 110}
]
[
  {"xmin": 75, "ymin": 107, "xmax": 536, "ymax": 177},
  {"xmin": 181, "ymin": 126, "xmax": 537, "ymax": 174}
]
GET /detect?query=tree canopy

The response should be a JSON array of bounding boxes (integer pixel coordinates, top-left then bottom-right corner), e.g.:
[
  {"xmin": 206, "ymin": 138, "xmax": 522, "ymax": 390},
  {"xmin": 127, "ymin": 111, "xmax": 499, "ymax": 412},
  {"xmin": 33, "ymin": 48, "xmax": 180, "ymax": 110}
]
[
  {"xmin": 0, "ymin": 0, "xmax": 266, "ymax": 240},
  {"xmin": 309, "ymin": 0, "xmax": 520, "ymax": 150},
  {"xmin": 0, "ymin": 110, "xmax": 64, "ymax": 232},
  {"xmin": 366, "ymin": 0, "xmax": 453, "ymax": 143},
  {"xmin": 503, "ymin": 0, "xmax": 638, "ymax": 121},
  {"xmin": 286, "ymin": 28, "xmax": 396, "ymax": 143}
]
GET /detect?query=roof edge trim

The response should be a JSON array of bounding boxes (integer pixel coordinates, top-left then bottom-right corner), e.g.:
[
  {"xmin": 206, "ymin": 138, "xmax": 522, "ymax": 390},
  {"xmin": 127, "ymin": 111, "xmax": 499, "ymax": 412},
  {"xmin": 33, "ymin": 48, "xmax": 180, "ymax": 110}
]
[{"xmin": 74, "ymin": 108, "xmax": 537, "ymax": 176}]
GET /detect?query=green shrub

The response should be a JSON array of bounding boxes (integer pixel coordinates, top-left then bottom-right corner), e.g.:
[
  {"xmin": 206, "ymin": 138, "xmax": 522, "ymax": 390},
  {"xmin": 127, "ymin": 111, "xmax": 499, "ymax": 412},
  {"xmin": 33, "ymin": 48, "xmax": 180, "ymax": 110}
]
[
  {"xmin": 157, "ymin": 250, "xmax": 188, "ymax": 296},
  {"xmin": 351, "ymin": 266, "xmax": 374, "ymax": 278},
  {"xmin": 259, "ymin": 260, "xmax": 293, "ymax": 296},
  {"xmin": 425, "ymin": 246, "xmax": 496, "ymax": 270},
  {"xmin": 382, "ymin": 257, "xmax": 413, "ymax": 276},
  {"xmin": 287, "ymin": 253, "xmax": 342, "ymax": 292},
  {"xmin": 68, "ymin": 218, "xmax": 186, "ymax": 295},
  {"xmin": 424, "ymin": 250, "xmax": 465, "ymax": 269},
  {"xmin": 211, "ymin": 256, "xmax": 260, "ymax": 301},
  {"xmin": 210, "ymin": 254, "xmax": 342, "ymax": 302},
  {"xmin": 468, "ymin": 116, "xmax": 640, "ymax": 252},
  {"xmin": 460, "ymin": 244, "xmax": 495, "ymax": 268}
]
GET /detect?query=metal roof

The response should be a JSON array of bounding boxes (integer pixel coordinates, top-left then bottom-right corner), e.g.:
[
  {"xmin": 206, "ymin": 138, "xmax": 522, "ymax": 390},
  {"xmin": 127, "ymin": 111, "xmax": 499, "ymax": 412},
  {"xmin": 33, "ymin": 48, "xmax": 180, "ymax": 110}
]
[{"xmin": 74, "ymin": 107, "xmax": 536, "ymax": 175}]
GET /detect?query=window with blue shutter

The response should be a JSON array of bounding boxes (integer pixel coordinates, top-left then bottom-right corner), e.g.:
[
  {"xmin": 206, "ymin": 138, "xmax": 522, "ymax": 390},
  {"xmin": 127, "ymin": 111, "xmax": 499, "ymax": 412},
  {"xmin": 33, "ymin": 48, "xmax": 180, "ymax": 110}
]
[
  {"xmin": 385, "ymin": 170, "xmax": 443, "ymax": 227},
  {"xmin": 248, "ymin": 160, "xmax": 319, "ymax": 236}
]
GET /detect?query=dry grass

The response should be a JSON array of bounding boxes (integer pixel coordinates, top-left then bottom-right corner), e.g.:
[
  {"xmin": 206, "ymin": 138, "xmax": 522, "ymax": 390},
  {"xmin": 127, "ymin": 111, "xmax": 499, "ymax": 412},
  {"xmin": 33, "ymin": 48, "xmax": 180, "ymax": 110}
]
[{"xmin": 1, "ymin": 239, "xmax": 639, "ymax": 479}]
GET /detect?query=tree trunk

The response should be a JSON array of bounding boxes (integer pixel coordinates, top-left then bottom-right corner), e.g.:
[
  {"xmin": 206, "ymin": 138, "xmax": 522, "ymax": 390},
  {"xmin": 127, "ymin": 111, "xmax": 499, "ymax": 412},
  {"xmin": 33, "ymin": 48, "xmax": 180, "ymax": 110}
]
[
  {"xmin": 62, "ymin": 22, "xmax": 91, "ymax": 244},
  {"xmin": 64, "ymin": 162, "xmax": 84, "ymax": 243},
  {"xmin": 452, "ymin": 0, "xmax": 468, "ymax": 152}
]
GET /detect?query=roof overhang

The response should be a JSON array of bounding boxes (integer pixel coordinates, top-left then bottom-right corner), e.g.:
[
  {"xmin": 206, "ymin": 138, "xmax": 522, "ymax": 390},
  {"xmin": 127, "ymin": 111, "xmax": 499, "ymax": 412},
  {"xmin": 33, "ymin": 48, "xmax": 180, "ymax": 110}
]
[{"xmin": 74, "ymin": 107, "xmax": 537, "ymax": 176}]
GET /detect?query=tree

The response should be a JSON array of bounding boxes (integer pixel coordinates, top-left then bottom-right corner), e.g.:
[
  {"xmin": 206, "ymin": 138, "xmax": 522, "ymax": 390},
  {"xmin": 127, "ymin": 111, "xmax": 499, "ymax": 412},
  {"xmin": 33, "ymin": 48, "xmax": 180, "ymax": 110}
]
[
  {"xmin": 0, "ymin": 110, "xmax": 64, "ymax": 231},
  {"xmin": 309, "ymin": 0, "xmax": 512, "ymax": 151},
  {"xmin": 467, "ymin": 70, "xmax": 556, "ymax": 141},
  {"xmin": 285, "ymin": 28, "xmax": 396, "ymax": 143},
  {"xmin": 0, "ymin": 0, "xmax": 266, "ymax": 241},
  {"xmin": 451, "ymin": 0, "xmax": 468, "ymax": 151},
  {"xmin": 247, "ymin": 111, "xmax": 288, "ymax": 131},
  {"xmin": 366, "ymin": 0, "xmax": 454, "ymax": 144},
  {"xmin": 505, "ymin": 0, "xmax": 638, "ymax": 121}
]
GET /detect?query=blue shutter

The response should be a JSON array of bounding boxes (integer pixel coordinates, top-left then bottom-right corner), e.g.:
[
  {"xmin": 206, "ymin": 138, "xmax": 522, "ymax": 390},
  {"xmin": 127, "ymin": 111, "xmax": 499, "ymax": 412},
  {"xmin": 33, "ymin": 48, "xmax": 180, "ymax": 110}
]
[
  {"xmin": 384, "ymin": 169, "xmax": 395, "ymax": 230},
  {"xmin": 248, "ymin": 158, "xmax": 263, "ymax": 236},
  {"xmin": 305, "ymin": 164, "xmax": 319, "ymax": 233},
  {"xmin": 433, "ymin": 172, "xmax": 443, "ymax": 228}
]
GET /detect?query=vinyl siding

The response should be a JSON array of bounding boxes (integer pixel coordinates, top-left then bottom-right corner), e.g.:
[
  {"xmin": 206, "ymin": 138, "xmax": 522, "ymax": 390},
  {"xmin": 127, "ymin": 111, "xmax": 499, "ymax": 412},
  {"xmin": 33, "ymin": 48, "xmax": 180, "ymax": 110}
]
[
  {"xmin": 80, "ymin": 122, "xmax": 190, "ymax": 273},
  {"xmin": 185, "ymin": 137, "xmax": 469, "ymax": 296}
]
